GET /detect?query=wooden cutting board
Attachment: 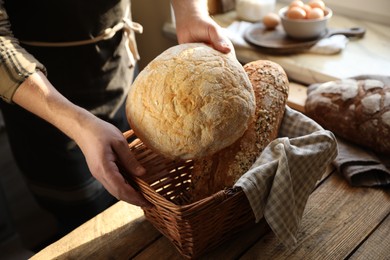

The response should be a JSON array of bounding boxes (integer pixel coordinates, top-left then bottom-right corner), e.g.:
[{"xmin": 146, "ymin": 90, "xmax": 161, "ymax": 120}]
[{"xmin": 244, "ymin": 23, "xmax": 366, "ymax": 54}]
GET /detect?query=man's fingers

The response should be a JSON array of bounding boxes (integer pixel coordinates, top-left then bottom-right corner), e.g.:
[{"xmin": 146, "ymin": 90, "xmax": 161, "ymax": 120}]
[
  {"xmin": 116, "ymin": 138, "xmax": 146, "ymax": 177},
  {"xmin": 213, "ymin": 36, "xmax": 233, "ymax": 54},
  {"xmin": 92, "ymin": 136, "xmax": 152, "ymax": 208},
  {"xmin": 207, "ymin": 23, "xmax": 233, "ymax": 54},
  {"xmin": 105, "ymin": 169, "xmax": 153, "ymax": 208},
  {"xmin": 122, "ymin": 189, "xmax": 153, "ymax": 209}
]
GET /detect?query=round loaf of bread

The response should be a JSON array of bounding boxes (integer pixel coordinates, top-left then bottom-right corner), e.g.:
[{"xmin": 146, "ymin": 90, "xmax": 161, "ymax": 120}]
[
  {"xmin": 126, "ymin": 43, "xmax": 255, "ymax": 160},
  {"xmin": 305, "ymin": 75, "xmax": 390, "ymax": 155}
]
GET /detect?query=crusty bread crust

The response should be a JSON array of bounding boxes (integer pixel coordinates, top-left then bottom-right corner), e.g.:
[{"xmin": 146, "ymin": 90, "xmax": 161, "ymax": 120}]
[
  {"xmin": 305, "ymin": 75, "xmax": 390, "ymax": 154},
  {"xmin": 190, "ymin": 60, "xmax": 289, "ymax": 201},
  {"xmin": 126, "ymin": 43, "xmax": 255, "ymax": 160}
]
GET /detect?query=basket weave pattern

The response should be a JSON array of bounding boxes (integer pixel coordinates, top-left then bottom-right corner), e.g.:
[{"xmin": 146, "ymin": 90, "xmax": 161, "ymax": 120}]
[{"xmin": 124, "ymin": 130, "xmax": 256, "ymax": 258}]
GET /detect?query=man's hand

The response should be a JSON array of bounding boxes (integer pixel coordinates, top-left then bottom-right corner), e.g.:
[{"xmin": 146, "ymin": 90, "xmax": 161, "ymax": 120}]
[
  {"xmin": 13, "ymin": 71, "xmax": 152, "ymax": 208},
  {"xmin": 171, "ymin": 0, "xmax": 234, "ymax": 54},
  {"xmin": 74, "ymin": 116, "xmax": 152, "ymax": 208}
]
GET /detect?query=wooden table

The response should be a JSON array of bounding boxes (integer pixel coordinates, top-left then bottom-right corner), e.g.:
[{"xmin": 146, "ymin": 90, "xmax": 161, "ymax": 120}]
[
  {"xmin": 32, "ymin": 7, "xmax": 390, "ymax": 259},
  {"xmin": 30, "ymin": 166, "xmax": 390, "ymax": 259}
]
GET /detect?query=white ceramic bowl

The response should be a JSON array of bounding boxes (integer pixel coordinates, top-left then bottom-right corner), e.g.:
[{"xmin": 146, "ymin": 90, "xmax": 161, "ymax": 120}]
[{"xmin": 279, "ymin": 6, "xmax": 333, "ymax": 39}]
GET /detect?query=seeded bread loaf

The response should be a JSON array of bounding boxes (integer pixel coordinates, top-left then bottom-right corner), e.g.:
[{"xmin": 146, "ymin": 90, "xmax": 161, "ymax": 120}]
[
  {"xmin": 190, "ymin": 60, "xmax": 289, "ymax": 201},
  {"xmin": 305, "ymin": 75, "xmax": 390, "ymax": 155}
]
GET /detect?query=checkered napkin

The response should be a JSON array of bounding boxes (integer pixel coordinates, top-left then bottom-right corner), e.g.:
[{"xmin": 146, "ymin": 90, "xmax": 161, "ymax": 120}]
[{"xmin": 234, "ymin": 106, "xmax": 338, "ymax": 247}]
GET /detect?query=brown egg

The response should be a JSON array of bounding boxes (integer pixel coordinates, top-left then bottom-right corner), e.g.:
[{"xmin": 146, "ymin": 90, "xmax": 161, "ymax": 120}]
[
  {"xmin": 302, "ymin": 4, "xmax": 312, "ymax": 18},
  {"xmin": 307, "ymin": 7, "xmax": 325, "ymax": 19},
  {"xmin": 289, "ymin": 0, "xmax": 304, "ymax": 8},
  {"xmin": 263, "ymin": 12, "xmax": 281, "ymax": 29},
  {"xmin": 287, "ymin": 6, "xmax": 306, "ymax": 19},
  {"xmin": 308, "ymin": 0, "xmax": 326, "ymax": 10}
]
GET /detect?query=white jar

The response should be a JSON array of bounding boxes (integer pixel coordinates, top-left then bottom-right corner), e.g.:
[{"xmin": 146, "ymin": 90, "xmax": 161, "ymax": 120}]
[{"xmin": 236, "ymin": 0, "xmax": 276, "ymax": 22}]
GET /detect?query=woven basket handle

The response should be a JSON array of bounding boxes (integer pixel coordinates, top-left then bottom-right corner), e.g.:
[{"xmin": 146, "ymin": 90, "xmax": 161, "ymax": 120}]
[{"xmin": 122, "ymin": 130, "xmax": 178, "ymax": 206}]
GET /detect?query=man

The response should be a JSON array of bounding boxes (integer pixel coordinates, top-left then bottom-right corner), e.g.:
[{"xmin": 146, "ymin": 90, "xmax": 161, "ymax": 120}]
[{"xmin": 0, "ymin": 0, "xmax": 232, "ymax": 236}]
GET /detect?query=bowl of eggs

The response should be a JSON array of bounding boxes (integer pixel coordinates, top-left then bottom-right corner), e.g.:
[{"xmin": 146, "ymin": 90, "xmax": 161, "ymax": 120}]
[{"xmin": 279, "ymin": 0, "xmax": 332, "ymax": 39}]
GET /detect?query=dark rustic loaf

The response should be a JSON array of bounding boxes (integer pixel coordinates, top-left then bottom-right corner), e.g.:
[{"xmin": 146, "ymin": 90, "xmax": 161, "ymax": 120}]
[
  {"xmin": 305, "ymin": 75, "xmax": 390, "ymax": 155},
  {"xmin": 190, "ymin": 60, "xmax": 289, "ymax": 201}
]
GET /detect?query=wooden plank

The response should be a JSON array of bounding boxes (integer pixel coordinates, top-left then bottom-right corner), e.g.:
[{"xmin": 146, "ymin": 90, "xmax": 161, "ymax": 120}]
[
  {"xmin": 133, "ymin": 236, "xmax": 183, "ymax": 260},
  {"xmin": 240, "ymin": 172, "xmax": 390, "ymax": 259},
  {"xmin": 201, "ymin": 220, "xmax": 270, "ymax": 259},
  {"xmin": 132, "ymin": 214, "xmax": 271, "ymax": 260},
  {"xmin": 134, "ymin": 220, "xmax": 271, "ymax": 260},
  {"xmin": 349, "ymin": 213, "xmax": 390, "ymax": 260},
  {"xmin": 31, "ymin": 202, "xmax": 161, "ymax": 260}
]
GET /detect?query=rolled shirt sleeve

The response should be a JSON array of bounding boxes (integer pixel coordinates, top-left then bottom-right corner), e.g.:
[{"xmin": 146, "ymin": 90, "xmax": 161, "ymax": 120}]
[{"xmin": 0, "ymin": 0, "xmax": 46, "ymax": 103}]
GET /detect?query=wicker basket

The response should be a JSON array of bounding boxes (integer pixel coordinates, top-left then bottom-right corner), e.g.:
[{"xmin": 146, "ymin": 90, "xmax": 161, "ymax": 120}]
[{"xmin": 123, "ymin": 130, "xmax": 257, "ymax": 259}]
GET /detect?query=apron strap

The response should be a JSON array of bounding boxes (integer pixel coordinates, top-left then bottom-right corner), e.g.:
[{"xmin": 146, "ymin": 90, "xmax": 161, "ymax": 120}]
[{"xmin": 20, "ymin": 6, "xmax": 143, "ymax": 67}]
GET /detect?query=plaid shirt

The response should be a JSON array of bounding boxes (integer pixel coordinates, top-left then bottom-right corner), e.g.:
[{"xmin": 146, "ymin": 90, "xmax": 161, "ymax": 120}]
[
  {"xmin": 0, "ymin": 0, "xmax": 46, "ymax": 103},
  {"xmin": 235, "ymin": 106, "xmax": 338, "ymax": 247}
]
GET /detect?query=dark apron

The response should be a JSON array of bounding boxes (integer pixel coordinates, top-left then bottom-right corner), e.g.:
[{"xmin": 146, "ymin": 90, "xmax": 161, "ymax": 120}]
[{"xmin": 0, "ymin": 0, "xmax": 138, "ymax": 235}]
